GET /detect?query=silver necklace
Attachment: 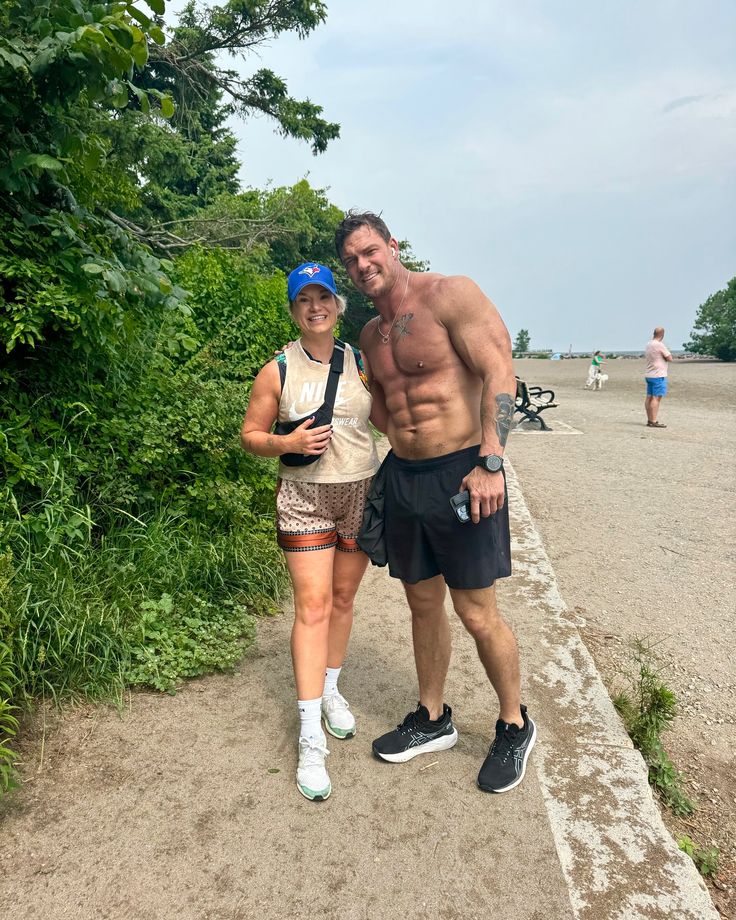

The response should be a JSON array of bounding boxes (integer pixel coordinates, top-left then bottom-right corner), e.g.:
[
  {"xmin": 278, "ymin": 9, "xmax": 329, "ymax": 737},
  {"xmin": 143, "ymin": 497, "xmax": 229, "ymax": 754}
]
[{"xmin": 376, "ymin": 272, "xmax": 411, "ymax": 344}]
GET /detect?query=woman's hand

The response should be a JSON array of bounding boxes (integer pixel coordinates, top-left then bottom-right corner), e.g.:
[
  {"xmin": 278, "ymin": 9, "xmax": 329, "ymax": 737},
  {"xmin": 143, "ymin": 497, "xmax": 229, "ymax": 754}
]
[
  {"xmin": 241, "ymin": 361, "xmax": 333, "ymax": 459},
  {"xmin": 286, "ymin": 417, "xmax": 333, "ymax": 456}
]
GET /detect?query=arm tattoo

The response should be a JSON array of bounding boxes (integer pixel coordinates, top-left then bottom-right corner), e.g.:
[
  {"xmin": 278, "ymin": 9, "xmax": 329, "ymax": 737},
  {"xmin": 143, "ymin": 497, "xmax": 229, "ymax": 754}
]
[{"xmin": 495, "ymin": 393, "xmax": 514, "ymax": 447}]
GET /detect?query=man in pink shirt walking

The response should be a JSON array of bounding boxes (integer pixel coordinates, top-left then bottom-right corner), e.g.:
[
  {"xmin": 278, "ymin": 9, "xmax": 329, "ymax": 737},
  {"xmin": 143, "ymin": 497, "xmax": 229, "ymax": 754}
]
[{"xmin": 644, "ymin": 326, "xmax": 673, "ymax": 428}]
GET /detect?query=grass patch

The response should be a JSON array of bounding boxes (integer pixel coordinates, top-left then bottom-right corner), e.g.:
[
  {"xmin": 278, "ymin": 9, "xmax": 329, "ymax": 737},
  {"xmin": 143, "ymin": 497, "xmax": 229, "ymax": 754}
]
[
  {"xmin": 1, "ymin": 505, "xmax": 288, "ymax": 708},
  {"xmin": 1, "ymin": 448, "xmax": 290, "ymax": 799},
  {"xmin": 678, "ymin": 835, "xmax": 720, "ymax": 878},
  {"xmin": 0, "ymin": 639, "xmax": 19, "ymax": 793},
  {"xmin": 126, "ymin": 593, "xmax": 257, "ymax": 693},
  {"xmin": 611, "ymin": 639, "xmax": 724, "ymax": 880},
  {"xmin": 612, "ymin": 638, "xmax": 694, "ymax": 817}
]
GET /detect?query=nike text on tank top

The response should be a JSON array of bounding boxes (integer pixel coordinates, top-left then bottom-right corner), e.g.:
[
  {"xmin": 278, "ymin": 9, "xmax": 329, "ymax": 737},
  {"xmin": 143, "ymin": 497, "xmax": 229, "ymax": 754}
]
[{"xmin": 277, "ymin": 341, "xmax": 379, "ymax": 484}]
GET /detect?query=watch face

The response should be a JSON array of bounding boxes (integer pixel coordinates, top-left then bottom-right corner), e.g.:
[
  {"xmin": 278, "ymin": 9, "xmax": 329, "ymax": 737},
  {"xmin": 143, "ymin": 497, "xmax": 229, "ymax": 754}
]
[{"xmin": 485, "ymin": 455, "xmax": 503, "ymax": 472}]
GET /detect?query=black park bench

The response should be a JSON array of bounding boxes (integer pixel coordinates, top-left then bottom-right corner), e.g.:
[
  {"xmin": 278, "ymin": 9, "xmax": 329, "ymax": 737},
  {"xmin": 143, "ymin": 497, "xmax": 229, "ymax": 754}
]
[{"xmin": 515, "ymin": 377, "xmax": 558, "ymax": 431}]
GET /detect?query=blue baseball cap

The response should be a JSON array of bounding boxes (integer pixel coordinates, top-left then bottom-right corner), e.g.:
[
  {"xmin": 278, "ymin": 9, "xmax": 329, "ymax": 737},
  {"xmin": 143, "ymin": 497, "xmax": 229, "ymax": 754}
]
[{"xmin": 287, "ymin": 263, "xmax": 338, "ymax": 302}]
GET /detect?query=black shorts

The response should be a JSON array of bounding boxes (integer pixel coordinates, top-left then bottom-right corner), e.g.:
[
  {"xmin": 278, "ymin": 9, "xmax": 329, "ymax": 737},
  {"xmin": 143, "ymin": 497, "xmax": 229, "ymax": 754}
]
[{"xmin": 384, "ymin": 445, "xmax": 511, "ymax": 590}]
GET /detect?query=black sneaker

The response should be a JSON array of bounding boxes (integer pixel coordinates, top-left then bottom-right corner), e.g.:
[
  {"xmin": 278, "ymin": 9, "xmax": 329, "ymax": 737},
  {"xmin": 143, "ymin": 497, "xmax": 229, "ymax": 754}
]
[
  {"xmin": 372, "ymin": 703, "xmax": 459, "ymax": 763},
  {"xmin": 477, "ymin": 705, "xmax": 536, "ymax": 793}
]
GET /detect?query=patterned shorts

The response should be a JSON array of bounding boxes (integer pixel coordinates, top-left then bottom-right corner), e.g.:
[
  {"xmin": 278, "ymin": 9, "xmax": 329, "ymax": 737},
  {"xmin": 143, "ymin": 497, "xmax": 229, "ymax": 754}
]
[{"xmin": 276, "ymin": 477, "xmax": 374, "ymax": 553}]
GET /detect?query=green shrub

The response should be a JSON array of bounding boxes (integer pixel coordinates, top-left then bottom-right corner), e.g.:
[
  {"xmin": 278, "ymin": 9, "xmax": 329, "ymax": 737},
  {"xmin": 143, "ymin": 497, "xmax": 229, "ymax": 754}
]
[
  {"xmin": 1, "ymin": 504, "xmax": 287, "ymax": 703},
  {"xmin": 126, "ymin": 595, "xmax": 257, "ymax": 693},
  {"xmin": 173, "ymin": 246, "xmax": 294, "ymax": 379},
  {"xmin": 613, "ymin": 639, "xmax": 694, "ymax": 817},
  {"xmin": 678, "ymin": 835, "xmax": 720, "ymax": 877},
  {"xmin": 0, "ymin": 635, "xmax": 19, "ymax": 793}
]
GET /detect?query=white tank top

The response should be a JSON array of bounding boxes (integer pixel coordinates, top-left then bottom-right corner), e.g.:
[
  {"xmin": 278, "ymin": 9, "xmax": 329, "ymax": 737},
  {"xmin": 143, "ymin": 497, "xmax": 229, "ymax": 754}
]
[{"xmin": 277, "ymin": 341, "xmax": 379, "ymax": 484}]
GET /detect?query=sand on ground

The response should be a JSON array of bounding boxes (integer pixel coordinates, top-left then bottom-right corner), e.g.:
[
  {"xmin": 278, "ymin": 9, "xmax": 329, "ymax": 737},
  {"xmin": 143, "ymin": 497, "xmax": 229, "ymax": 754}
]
[
  {"xmin": 1, "ymin": 356, "xmax": 733, "ymax": 919},
  {"xmin": 510, "ymin": 356, "xmax": 735, "ymax": 917}
]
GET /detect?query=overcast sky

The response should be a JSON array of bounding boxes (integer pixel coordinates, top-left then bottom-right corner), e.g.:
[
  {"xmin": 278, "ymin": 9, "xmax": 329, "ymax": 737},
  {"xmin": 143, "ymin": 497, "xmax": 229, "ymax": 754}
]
[{"xmin": 176, "ymin": 2, "xmax": 736, "ymax": 352}]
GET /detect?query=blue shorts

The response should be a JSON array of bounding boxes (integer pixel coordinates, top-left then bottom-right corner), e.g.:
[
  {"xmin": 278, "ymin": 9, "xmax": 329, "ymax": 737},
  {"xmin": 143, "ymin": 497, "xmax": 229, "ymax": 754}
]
[{"xmin": 645, "ymin": 377, "xmax": 668, "ymax": 397}]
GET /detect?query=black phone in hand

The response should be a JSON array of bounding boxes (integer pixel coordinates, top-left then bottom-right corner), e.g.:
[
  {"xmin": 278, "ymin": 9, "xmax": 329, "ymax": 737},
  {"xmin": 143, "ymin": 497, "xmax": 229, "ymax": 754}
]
[{"xmin": 449, "ymin": 490, "xmax": 470, "ymax": 524}]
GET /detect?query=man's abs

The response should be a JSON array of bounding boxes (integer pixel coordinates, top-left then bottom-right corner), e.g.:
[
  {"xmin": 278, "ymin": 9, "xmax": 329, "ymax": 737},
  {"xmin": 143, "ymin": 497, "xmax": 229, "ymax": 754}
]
[{"xmin": 384, "ymin": 375, "xmax": 482, "ymax": 460}]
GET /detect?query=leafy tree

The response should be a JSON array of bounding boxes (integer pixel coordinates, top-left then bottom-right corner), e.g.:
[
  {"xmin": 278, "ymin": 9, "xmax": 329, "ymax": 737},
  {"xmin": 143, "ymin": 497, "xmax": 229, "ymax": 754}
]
[
  {"xmin": 148, "ymin": 1, "xmax": 339, "ymax": 154},
  {"xmin": 108, "ymin": 105, "xmax": 241, "ymax": 226},
  {"xmin": 513, "ymin": 328, "xmax": 530, "ymax": 354},
  {"xmin": 160, "ymin": 181, "xmax": 430, "ymax": 345},
  {"xmin": 96, "ymin": 1, "xmax": 343, "ymax": 249},
  {"xmin": 684, "ymin": 277, "xmax": 736, "ymax": 361},
  {"xmin": 0, "ymin": 0, "xmax": 185, "ymax": 355}
]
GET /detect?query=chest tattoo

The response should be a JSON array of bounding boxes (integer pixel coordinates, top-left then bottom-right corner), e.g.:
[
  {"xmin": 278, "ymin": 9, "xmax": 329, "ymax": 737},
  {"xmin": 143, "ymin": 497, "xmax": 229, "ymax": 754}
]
[{"xmin": 395, "ymin": 312, "xmax": 414, "ymax": 338}]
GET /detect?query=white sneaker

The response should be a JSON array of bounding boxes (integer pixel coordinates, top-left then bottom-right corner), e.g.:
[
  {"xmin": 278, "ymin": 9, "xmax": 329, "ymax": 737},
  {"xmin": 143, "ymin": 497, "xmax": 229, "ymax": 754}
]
[
  {"xmin": 322, "ymin": 691, "xmax": 357, "ymax": 739},
  {"xmin": 296, "ymin": 735, "xmax": 331, "ymax": 801}
]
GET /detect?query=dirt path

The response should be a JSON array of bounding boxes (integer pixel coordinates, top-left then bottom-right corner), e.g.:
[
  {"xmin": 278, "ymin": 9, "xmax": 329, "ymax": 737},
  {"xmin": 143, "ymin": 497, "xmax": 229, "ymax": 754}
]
[
  {"xmin": 2, "ymin": 560, "xmax": 576, "ymax": 920},
  {"xmin": 1, "ymin": 357, "xmax": 731, "ymax": 919}
]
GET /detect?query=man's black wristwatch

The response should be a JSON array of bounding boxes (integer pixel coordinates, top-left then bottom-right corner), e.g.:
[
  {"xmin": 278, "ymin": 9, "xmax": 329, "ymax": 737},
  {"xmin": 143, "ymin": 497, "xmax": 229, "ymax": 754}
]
[{"xmin": 476, "ymin": 454, "xmax": 504, "ymax": 473}]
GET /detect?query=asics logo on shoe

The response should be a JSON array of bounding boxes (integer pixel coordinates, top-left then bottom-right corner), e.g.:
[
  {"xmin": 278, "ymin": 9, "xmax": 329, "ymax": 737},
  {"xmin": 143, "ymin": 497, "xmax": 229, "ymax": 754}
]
[{"xmin": 407, "ymin": 726, "xmax": 448, "ymax": 747}]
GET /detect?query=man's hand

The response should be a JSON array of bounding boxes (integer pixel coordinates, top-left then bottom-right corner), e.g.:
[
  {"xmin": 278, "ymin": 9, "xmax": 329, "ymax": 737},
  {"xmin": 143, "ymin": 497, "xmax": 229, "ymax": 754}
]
[
  {"xmin": 287, "ymin": 417, "xmax": 332, "ymax": 456},
  {"xmin": 460, "ymin": 466, "xmax": 505, "ymax": 523}
]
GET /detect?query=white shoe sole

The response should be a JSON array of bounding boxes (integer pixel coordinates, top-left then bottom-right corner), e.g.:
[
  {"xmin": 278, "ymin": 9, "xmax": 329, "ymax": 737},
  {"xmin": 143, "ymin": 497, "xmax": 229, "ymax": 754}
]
[{"xmin": 374, "ymin": 728, "xmax": 459, "ymax": 763}]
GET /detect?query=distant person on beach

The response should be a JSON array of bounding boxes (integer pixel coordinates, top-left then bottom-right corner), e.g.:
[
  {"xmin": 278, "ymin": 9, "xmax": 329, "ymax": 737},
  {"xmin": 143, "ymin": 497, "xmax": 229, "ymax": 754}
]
[
  {"xmin": 241, "ymin": 263, "xmax": 379, "ymax": 802},
  {"xmin": 335, "ymin": 210, "xmax": 535, "ymax": 795},
  {"xmin": 584, "ymin": 350, "xmax": 605, "ymax": 388},
  {"xmin": 644, "ymin": 327, "xmax": 673, "ymax": 428}
]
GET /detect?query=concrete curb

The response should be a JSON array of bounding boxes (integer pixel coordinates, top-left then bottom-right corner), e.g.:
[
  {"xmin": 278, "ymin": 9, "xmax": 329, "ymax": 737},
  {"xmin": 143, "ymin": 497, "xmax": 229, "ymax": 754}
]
[{"xmin": 504, "ymin": 459, "xmax": 719, "ymax": 919}]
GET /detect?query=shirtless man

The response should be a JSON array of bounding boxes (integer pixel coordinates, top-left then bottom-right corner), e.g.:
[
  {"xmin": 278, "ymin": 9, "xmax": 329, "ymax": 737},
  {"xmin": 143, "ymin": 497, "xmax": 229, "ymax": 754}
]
[{"xmin": 335, "ymin": 211, "xmax": 535, "ymax": 793}]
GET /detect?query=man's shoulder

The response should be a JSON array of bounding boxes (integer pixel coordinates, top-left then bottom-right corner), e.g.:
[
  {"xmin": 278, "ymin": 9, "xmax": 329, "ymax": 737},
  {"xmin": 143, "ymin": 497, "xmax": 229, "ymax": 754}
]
[
  {"xmin": 417, "ymin": 271, "xmax": 477, "ymax": 290},
  {"xmin": 417, "ymin": 272, "xmax": 483, "ymax": 306}
]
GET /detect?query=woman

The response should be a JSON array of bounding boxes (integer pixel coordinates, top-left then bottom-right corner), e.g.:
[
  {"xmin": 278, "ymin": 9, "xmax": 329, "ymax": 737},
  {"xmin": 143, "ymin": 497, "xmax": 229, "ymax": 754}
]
[
  {"xmin": 585, "ymin": 350, "xmax": 605, "ymax": 388},
  {"xmin": 241, "ymin": 263, "xmax": 379, "ymax": 802}
]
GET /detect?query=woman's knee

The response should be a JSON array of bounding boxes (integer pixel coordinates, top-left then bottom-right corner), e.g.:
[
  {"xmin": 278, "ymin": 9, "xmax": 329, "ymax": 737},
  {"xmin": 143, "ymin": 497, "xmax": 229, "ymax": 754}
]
[
  {"xmin": 331, "ymin": 585, "xmax": 358, "ymax": 614},
  {"xmin": 294, "ymin": 596, "xmax": 331, "ymax": 628}
]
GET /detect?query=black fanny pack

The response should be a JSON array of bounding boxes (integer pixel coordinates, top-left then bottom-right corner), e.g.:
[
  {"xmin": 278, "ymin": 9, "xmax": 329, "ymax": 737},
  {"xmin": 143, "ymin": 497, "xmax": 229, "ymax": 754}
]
[
  {"xmin": 274, "ymin": 340, "xmax": 346, "ymax": 467},
  {"xmin": 356, "ymin": 451, "xmax": 390, "ymax": 566}
]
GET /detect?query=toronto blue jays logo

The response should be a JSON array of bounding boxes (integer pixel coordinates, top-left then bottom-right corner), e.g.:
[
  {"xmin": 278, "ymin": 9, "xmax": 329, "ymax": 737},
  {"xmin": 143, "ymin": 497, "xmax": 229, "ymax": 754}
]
[{"xmin": 299, "ymin": 265, "xmax": 320, "ymax": 277}]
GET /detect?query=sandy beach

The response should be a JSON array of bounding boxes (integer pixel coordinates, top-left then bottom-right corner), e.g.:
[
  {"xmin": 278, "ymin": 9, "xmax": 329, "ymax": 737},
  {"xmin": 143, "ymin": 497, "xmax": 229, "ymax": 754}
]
[{"xmin": 510, "ymin": 356, "xmax": 736, "ymax": 915}]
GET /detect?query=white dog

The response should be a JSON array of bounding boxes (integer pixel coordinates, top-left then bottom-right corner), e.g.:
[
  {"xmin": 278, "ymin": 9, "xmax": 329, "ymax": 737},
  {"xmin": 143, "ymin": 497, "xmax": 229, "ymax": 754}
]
[{"xmin": 592, "ymin": 372, "xmax": 609, "ymax": 390}]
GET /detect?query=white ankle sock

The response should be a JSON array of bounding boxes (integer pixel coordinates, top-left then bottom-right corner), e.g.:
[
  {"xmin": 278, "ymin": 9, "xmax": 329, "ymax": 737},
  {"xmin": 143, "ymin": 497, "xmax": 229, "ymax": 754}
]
[
  {"xmin": 323, "ymin": 666, "xmax": 342, "ymax": 698},
  {"xmin": 297, "ymin": 697, "xmax": 323, "ymax": 740}
]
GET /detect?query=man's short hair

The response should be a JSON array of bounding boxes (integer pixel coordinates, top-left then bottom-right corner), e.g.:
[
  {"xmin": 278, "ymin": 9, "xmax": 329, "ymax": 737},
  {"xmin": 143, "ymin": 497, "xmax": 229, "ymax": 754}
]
[{"xmin": 335, "ymin": 210, "xmax": 391, "ymax": 259}]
